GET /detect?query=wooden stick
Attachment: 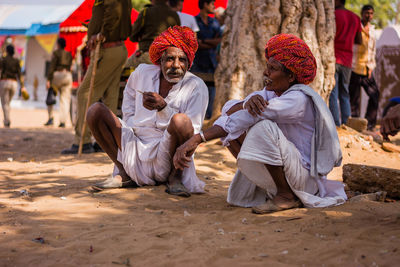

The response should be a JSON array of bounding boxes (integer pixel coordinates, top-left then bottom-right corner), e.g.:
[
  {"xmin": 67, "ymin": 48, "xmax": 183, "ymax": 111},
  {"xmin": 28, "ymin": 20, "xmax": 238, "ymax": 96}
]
[{"xmin": 78, "ymin": 40, "xmax": 101, "ymax": 156}]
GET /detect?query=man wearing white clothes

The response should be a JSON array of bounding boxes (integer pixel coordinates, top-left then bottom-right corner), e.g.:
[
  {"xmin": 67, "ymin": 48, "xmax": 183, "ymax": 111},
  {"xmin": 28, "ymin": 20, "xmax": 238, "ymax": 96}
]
[
  {"xmin": 174, "ymin": 34, "xmax": 346, "ymax": 213},
  {"xmin": 168, "ymin": 0, "xmax": 200, "ymax": 33},
  {"xmin": 87, "ymin": 26, "xmax": 208, "ymax": 197}
]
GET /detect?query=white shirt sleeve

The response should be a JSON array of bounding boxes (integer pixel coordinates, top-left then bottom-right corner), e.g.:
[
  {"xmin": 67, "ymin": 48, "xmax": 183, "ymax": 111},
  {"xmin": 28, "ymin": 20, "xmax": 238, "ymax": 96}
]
[
  {"xmin": 182, "ymin": 80, "xmax": 208, "ymax": 133},
  {"xmin": 190, "ymin": 16, "xmax": 200, "ymax": 33},
  {"xmin": 216, "ymin": 90, "xmax": 309, "ymax": 145},
  {"xmin": 121, "ymin": 68, "xmax": 139, "ymax": 126}
]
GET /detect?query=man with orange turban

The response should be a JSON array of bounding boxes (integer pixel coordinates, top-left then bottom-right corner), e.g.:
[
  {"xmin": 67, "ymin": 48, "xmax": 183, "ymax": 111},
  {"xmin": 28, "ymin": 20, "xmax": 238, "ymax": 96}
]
[
  {"xmin": 86, "ymin": 26, "xmax": 208, "ymax": 197},
  {"xmin": 174, "ymin": 33, "xmax": 346, "ymax": 213}
]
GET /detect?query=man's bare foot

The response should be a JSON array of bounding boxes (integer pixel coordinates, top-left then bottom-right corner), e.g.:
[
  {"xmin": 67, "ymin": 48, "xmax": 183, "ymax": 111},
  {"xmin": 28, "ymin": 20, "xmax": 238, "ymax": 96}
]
[
  {"xmin": 165, "ymin": 170, "xmax": 190, "ymax": 197},
  {"xmin": 252, "ymin": 194, "xmax": 302, "ymax": 214}
]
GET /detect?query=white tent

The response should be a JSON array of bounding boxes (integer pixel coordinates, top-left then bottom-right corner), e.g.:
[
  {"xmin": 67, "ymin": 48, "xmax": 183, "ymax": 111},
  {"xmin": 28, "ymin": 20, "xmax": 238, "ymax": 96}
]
[
  {"xmin": 0, "ymin": 0, "xmax": 84, "ymax": 107},
  {"xmin": 377, "ymin": 25, "xmax": 400, "ymax": 48}
]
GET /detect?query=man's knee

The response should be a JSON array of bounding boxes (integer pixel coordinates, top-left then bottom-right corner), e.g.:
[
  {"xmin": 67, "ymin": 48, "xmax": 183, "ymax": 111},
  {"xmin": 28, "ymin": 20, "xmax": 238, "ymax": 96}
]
[
  {"xmin": 249, "ymin": 120, "xmax": 279, "ymax": 140},
  {"xmin": 168, "ymin": 113, "xmax": 193, "ymax": 135},
  {"xmin": 86, "ymin": 102, "xmax": 107, "ymax": 128}
]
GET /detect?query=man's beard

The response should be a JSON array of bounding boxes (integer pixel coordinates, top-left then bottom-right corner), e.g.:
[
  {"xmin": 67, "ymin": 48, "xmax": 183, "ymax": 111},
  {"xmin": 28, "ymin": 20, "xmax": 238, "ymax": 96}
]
[{"xmin": 163, "ymin": 68, "xmax": 185, "ymax": 83}]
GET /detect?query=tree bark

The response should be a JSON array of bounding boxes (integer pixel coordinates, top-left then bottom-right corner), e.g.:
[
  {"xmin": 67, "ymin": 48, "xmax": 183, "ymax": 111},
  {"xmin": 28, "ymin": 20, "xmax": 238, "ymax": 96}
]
[{"xmin": 213, "ymin": 0, "xmax": 335, "ymax": 119}]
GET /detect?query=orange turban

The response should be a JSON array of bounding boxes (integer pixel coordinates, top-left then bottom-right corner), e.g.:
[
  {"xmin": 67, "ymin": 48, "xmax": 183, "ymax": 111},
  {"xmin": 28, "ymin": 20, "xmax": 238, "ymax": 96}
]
[
  {"xmin": 149, "ymin": 26, "xmax": 198, "ymax": 68},
  {"xmin": 265, "ymin": 33, "xmax": 317, "ymax": 85}
]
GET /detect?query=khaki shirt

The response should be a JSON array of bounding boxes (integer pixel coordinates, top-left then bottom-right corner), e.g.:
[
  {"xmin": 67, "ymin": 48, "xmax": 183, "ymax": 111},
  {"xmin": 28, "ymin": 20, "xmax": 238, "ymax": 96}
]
[
  {"xmin": 352, "ymin": 24, "xmax": 376, "ymax": 76},
  {"xmin": 87, "ymin": 0, "xmax": 132, "ymax": 43},
  {"xmin": 130, "ymin": 1, "xmax": 180, "ymax": 52},
  {"xmin": 48, "ymin": 49, "xmax": 73, "ymax": 81},
  {"xmin": 1, "ymin": 55, "xmax": 23, "ymax": 87}
]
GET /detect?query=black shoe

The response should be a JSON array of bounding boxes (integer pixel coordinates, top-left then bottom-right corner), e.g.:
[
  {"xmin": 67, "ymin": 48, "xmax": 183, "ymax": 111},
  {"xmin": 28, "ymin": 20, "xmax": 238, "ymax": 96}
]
[
  {"xmin": 93, "ymin": 142, "xmax": 104, "ymax": 152},
  {"xmin": 61, "ymin": 143, "xmax": 95, "ymax": 154},
  {"xmin": 44, "ymin": 118, "xmax": 54, "ymax": 126},
  {"xmin": 4, "ymin": 122, "xmax": 10, "ymax": 128},
  {"xmin": 58, "ymin": 123, "xmax": 65, "ymax": 128}
]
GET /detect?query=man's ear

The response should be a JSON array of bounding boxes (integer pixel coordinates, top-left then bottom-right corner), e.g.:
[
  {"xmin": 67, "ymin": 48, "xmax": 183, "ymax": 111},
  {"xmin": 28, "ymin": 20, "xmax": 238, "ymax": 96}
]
[{"xmin": 288, "ymin": 73, "xmax": 296, "ymax": 83}]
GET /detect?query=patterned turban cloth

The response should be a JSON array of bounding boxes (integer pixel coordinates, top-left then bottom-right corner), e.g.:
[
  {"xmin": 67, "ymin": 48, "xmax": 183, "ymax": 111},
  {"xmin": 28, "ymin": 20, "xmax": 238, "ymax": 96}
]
[
  {"xmin": 265, "ymin": 33, "xmax": 317, "ymax": 85},
  {"xmin": 149, "ymin": 26, "xmax": 198, "ymax": 68}
]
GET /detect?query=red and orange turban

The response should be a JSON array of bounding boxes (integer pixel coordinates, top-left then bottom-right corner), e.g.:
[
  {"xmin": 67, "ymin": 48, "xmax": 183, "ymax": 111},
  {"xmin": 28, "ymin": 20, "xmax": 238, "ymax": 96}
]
[
  {"xmin": 149, "ymin": 26, "xmax": 198, "ymax": 68},
  {"xmin": 265, "ymin": 33, "xmax": 317, "ymax": 85}
]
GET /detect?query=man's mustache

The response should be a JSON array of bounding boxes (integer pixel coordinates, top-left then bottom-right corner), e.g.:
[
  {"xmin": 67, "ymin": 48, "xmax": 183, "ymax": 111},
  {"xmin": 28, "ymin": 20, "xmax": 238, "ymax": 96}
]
[
  {"xmin": 263, "ymin": 76, "xmax": 272, "ymax": 83},
  {"xmin": 166, "ymin": 68, "xmax": 184, "ymax": 75}
]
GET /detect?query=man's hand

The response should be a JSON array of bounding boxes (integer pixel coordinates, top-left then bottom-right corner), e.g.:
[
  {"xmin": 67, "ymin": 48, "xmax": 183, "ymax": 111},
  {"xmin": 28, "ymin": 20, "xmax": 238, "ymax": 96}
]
[
  {"xmin": 46, "ymin": 80, "xmax": 50, "ymax": 89},
  {"xmin": 380, "ymin": 104, "xmax": 400, "ymax": 140},
  {"xmin": 243, "ymin": 95, "xmax": 268, "ymax": 117},
  {"xmin": 142, "ymin": 92, "xmax": 167, "ymax": 111},
  {"xmin": 88, "ymin": 33, "xmax": 105, "ymax": 50},
  {"xmin": 368, "ymin": 69, "xmax": 373, "ymax": 79},
  {"xmin": 173, "ymin": 135, "xmax": 202, "ymax": 170}
]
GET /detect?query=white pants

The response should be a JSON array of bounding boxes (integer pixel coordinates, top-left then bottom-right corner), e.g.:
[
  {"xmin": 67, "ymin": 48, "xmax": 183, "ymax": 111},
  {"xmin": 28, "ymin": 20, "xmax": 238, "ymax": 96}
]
[
  {"xmin": 0, "ymin": 79, "xmax": 17, "ymax": 126},
  {"xmin": 116, "ymin": 119, "xmax": 205, "ymax": 193},
  {"xmin": 227, "ymin": 120, "xmax": 327, "ymax": 208},
  {"xmin": 48, "ymin": 70, "xmax": 72, "ymax": 124}
]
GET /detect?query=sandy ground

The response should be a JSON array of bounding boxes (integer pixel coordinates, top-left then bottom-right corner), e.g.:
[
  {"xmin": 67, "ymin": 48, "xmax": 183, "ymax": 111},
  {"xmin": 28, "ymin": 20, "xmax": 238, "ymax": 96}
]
[{"xmin": 0, "ymin": 108, "xmax": 400, "ymax": 267}]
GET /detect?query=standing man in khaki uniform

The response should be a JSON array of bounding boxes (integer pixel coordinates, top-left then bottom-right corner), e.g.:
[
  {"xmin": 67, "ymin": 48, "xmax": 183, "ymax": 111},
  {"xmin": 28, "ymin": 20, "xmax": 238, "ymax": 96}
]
[
  {"xmin": 62, "ymin": 0, "xmax": 132, "ymax": 154},
  {"xmin": 44, "ymin": 37, "xmax": 73, "ymax": 128},
  {"xmin": 125, "ymin": 0, "xmax": 180, "ymax": 68},
  {"xmin": 0, "ymin": 45, "xmax": 25, "ymax": 128}
]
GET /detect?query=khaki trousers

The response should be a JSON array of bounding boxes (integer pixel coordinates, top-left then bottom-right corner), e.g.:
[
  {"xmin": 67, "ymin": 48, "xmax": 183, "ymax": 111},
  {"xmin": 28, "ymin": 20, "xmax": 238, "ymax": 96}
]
[
  {"xmin": 48, "ymin": 70, "xmax": 73, "ymax": 124},
  {"xmin": 74, "ymin": 44, "xmax": 127, "ymax": 144},
  {"xmin": 0, "ymin": 79, "xmax": 17, "ymax": 126}
]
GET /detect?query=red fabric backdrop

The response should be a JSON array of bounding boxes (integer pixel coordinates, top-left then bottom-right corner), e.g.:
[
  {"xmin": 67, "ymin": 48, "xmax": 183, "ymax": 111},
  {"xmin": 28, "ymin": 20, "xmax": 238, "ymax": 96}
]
[
  {"xmin": 59, "ymin": 0, "xmax": 229, "ymax": 59},
  {"xmin": 59, "ymin": 0, "xmax": 138, "ymax": 58},
  {"xmin": 182, "ymin": 0, "xmax": 228, "ymax": 16}
]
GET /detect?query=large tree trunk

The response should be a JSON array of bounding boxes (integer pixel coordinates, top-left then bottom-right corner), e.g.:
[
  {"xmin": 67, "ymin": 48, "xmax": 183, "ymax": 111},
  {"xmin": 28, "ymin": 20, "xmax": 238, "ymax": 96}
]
[{"xmin": 213, "ymin": 0, "xmax": 335, "ymax": 120}]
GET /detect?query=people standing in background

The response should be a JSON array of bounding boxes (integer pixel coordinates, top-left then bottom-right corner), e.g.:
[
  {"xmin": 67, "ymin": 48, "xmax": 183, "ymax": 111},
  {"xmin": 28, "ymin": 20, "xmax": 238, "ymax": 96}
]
[
  {"xmin": 349, "ymin": 5, "xmax": 379, "ymax": 131},
  {"xmin": 61, "ymin": 0, "xmax": 132, "ymax": 154},
  {"xmin": 191, "ymin": 0, "xmax": 222, "ymax": 119},
  {"xmin": 168, "ymin": 0, "xmax": 199, "ymax": 33},
  {"xmin": 329, "ymin": 0, "xmax": 362, "ymax": 126},
  {"xmin": 0, "ymin": 44, "xmax": 25, "ymax": 128},
  {"xmin": 44, "ymin": 37, "xmax": 73, "ymax": 128},
  {"xmin": 33, "ymin": 75, "xmax": 39, "ymax": 101},
  {"xmin": 126, "ymin": 0, "xmax": 180, "ymax": 69}
]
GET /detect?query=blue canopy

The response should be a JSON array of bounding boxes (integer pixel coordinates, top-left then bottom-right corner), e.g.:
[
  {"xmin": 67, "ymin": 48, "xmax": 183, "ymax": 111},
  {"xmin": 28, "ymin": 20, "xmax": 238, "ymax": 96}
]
[{"xmin": 0, "ymin": 1, "xmax": 83, "ymax": 36}]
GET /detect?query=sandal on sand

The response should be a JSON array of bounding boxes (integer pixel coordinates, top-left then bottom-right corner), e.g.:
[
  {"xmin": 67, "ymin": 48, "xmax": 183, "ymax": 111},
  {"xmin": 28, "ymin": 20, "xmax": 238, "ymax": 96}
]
[
  {"xmin": 91, "ymin": 177, "xmax": 137, "ymax": 192},
  {"xmin": 252, "ymin": 199, "xmax": 302, "ymax": 214},
  {"xmin": 165, "ymin": 183, "xmax": 191, "ymax": 198}
]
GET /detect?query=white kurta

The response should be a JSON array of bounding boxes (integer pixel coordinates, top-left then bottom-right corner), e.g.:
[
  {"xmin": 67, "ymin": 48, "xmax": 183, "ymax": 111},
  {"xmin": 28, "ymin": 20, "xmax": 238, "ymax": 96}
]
[
  {"xmin": 214, "ymin": 86, "xmax": 347, "ymax": 208},
  {"xmin": 116, "ymin": 64, "xmax": 209, "ymax": 193}
]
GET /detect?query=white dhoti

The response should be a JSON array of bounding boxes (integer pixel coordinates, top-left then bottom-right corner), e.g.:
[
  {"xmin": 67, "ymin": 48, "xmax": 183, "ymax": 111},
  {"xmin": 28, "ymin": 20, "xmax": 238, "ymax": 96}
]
[
  {"xmin": 227, "ymin": 120, "xmax": 347, "ymax": 208},
  {"xmin": 116, "ymin": 119, "xmax": 205, "ymax": 193}
]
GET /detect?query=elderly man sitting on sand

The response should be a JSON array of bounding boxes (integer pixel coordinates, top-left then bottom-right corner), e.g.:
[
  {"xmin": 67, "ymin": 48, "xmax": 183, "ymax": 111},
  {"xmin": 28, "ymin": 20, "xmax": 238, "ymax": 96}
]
[
  {"xmin": 174, "ymin": 33, "xmax": 347, "ymax": 213},
  {"xmin": 87, "ymin": 26, "xmax": 208, "ymax": 197}
]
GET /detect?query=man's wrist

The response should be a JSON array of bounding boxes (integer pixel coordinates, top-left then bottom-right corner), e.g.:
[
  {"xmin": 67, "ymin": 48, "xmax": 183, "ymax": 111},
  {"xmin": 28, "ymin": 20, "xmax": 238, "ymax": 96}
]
[
  {"xmin": 195, "ymin": 133, "xmax": 204, "ymax": 144},
  {"xmin": 199, "ymin": 131, "xmax": 207, "ymax": 143},
  {"xmin": 157, "ymin": 101, "xmax": 167, "ymax": 111}
]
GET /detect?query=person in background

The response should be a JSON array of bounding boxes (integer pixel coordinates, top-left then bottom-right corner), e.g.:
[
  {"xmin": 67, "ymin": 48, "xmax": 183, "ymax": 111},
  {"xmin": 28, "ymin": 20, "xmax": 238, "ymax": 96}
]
[
  {"xmin": 61, "ymin": 0, "xmax": 132, "ymax": 154},
  {"xmin": 44, "ymin": 37, "xmax": 73, "ymax": 128},
  {"xmin": 191, "ymin": 0, "xmax": 222, "ymax": 119},
  {"xmin": 349, "ymin": 5, "xmax": 379, "ymax": 131},
  {"xmin": 380, "ymin": 101, "xmax": 400, "ymax": 141},
  {"xmin": 0, "ymin": 44, "xmax": 25, "ymax": 128},
  {"xmin": 329, "ymin": 0, "xmax": 362, "ymax": 126},
  {"xmin": 168, "ymin": 0, "xmax": 199, "ymax": 33},
  {"xmin": 126, "ymin": 0, "xmax": 180, "ymax": 69}
]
